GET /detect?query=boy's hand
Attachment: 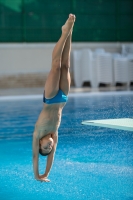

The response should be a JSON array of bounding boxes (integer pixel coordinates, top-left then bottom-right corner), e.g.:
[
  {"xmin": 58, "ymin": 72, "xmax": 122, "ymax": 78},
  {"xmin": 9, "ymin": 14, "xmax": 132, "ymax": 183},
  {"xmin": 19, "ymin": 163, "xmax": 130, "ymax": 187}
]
[{"xmin": 36, "ymin": 174, "xmax": 50, "ymax": 182}]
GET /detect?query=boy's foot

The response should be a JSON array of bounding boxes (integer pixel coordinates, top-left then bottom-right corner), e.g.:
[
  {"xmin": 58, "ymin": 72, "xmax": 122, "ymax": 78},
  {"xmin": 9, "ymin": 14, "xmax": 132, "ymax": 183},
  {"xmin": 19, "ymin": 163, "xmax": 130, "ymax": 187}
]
[{"xmin": 62, "ymin": 14, "xmax": 76, "ymax": 35}]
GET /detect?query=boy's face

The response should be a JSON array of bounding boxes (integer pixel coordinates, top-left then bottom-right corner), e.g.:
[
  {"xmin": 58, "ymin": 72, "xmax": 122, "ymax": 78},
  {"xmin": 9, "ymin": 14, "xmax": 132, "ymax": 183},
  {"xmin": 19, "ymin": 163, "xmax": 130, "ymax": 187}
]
[{"xmin": 40, "ymin": 137, "xmax": 54, "ymax": 154}]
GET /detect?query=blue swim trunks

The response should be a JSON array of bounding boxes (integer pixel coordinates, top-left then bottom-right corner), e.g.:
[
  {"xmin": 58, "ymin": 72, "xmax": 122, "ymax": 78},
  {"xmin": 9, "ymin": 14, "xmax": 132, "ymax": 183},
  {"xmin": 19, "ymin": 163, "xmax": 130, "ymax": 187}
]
[{"xmin": 43, "ymin": 89, "xmax": 68, "ymax": 104}]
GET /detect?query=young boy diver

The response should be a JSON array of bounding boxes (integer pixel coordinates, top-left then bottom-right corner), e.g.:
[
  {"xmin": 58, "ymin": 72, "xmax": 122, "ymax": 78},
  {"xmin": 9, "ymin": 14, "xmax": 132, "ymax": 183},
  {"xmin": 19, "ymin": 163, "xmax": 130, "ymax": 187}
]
[{"xmin": 32, "ymin": 14, "xmax": 76, "ymax": 182}]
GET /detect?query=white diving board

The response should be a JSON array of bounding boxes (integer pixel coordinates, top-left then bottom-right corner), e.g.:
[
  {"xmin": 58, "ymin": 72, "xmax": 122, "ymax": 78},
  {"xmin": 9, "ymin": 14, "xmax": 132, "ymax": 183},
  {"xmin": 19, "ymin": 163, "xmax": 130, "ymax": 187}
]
[{"xmin": 82, "ymin": 118, "xmax": 133, "ymax": 132}]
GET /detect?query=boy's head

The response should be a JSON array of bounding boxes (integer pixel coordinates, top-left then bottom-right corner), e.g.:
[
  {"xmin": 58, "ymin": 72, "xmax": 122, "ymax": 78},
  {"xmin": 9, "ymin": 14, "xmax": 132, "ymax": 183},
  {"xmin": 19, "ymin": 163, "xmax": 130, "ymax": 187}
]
[{"xmin": 39, "ymin": 135, "xmax": 54, "ymax": 156}]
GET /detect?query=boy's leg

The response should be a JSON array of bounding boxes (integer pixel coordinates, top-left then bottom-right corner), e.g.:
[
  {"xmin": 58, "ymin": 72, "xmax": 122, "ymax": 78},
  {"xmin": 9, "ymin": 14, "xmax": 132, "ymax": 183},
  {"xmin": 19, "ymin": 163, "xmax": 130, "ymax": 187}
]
[
  {"xmin": 59, "ymin": 18, "xmax": 75, "ymax": 95},
  {"xmin": 44, "ymin": 14, "xmax": 75, "ymax": 99}
]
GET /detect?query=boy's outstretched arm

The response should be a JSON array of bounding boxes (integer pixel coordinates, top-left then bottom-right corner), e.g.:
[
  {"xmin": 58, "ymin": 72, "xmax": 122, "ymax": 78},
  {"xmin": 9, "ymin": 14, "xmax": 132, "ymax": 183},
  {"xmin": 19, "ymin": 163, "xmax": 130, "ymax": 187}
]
[
  {"xmin": 40, "ymin": 133, "xmax": 58, "ymax": 182},
  {"xmin": 32, "ymin": 131, "xmax": 58, "ymax": 182},
  {"xmin": 32, "ymin": 131, "xmax": 40, "ymax": 180}
]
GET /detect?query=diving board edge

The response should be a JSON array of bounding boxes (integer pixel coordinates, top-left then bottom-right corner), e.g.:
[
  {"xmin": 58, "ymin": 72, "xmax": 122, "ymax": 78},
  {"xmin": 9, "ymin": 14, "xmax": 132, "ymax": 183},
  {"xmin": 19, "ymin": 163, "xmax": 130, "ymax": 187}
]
[{"xmin": 82, "ymin": 121, "xmax": 133, "ymax": 132}]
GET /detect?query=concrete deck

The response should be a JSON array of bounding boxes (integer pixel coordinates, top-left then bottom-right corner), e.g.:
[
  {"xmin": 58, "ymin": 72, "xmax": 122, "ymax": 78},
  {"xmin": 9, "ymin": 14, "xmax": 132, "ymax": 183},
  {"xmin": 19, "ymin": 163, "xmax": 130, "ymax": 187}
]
[{"xmin": 0, "ymin": 86, "xmax": 132, "ymax": 96}]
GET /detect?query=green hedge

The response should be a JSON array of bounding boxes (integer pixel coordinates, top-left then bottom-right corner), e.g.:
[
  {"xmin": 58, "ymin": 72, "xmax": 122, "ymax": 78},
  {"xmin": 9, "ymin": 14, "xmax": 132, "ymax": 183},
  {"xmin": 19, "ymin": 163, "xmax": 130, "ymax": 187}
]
[{"xmin": 0, "ymin": 0, "xmax": 133, "ymax": 42}]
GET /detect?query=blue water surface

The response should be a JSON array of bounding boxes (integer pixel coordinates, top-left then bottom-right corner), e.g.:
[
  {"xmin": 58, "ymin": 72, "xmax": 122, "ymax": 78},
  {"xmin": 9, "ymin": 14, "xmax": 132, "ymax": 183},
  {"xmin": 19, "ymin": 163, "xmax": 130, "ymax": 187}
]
[{"xmin": 0, "ymin": 92, "xmax": 133, "ymax": 200}]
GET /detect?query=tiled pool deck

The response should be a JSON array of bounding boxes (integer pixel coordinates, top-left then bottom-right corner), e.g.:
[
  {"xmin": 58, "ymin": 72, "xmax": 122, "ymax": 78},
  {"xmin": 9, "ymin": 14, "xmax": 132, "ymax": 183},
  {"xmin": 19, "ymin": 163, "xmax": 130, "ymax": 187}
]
[{"xmin": 0, "ymin": 86, "xmax": 132, "ymax": 97}]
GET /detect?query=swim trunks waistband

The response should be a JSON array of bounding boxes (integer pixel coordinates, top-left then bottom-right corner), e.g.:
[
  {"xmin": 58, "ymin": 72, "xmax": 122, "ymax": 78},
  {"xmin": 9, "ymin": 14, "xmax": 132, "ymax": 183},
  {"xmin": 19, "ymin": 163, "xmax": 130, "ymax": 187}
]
[{"xmin": 43, "ymin": 89, "xmax": 68, "ymax": 104}]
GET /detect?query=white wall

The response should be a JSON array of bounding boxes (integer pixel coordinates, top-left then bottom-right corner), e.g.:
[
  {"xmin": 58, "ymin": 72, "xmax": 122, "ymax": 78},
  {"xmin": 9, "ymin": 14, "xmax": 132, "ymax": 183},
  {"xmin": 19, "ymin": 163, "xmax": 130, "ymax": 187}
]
[
  {"xmin": 0, "ymin": 43, "xmax": 53, "ymax": 75},
  {"xmin": 0, "ymin": 42, "xmax": 131, "ymax": 76}
]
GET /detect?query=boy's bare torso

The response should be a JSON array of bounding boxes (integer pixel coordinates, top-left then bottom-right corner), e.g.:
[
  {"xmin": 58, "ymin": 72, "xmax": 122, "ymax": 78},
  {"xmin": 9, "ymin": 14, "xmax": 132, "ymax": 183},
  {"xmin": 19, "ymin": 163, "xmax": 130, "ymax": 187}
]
[{"xmin": 34, "ymin": 103, "xmax": 66, "ymax": 139}]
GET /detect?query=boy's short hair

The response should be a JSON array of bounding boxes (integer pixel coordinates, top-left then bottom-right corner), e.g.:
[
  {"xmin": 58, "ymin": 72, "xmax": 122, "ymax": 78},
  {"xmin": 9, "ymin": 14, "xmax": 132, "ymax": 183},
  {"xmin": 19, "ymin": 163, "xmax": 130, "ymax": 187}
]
[{"xmin": 39, "ymin": 148, "xmax": 52, "ymax": 156}]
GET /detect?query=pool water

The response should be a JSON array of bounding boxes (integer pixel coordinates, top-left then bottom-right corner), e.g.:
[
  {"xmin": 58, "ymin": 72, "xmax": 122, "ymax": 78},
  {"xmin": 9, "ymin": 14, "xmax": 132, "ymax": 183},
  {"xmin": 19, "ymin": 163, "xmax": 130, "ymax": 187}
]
[{"xmin": 0, "ymin": 92, "xmax": 133, "ymax": 200}]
